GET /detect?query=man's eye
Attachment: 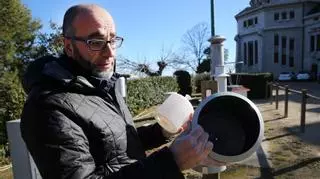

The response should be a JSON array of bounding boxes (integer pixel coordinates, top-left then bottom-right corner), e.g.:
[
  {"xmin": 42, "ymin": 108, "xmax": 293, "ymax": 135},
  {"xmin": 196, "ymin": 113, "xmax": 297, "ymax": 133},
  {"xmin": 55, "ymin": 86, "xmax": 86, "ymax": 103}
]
[
  {"xmin": 88, "ymin": 40, "xmax": 105, "ymax": 47},
  {"xmin": 109, "ymin": 39, "xmax": 117, "ymax": 44}
]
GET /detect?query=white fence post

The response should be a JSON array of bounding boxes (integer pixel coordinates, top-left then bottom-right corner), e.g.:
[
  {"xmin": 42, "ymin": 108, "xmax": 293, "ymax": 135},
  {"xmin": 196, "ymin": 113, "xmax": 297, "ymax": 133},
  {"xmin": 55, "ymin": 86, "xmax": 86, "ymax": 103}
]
[{"xmin": 6, "ymin": 120, "xmax": 42, "ymax": 179}]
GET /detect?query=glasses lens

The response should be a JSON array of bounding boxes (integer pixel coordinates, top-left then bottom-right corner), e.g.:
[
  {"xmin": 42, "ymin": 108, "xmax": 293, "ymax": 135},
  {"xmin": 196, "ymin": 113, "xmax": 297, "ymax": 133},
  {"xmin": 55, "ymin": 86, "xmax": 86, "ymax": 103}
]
[
  {"xmin": 113, "ymin": 37, "xmax": 123, "ymax": 48},
  {"xmin": 87, "ymin": 39, "xmax": 106, "ymax": 50}
]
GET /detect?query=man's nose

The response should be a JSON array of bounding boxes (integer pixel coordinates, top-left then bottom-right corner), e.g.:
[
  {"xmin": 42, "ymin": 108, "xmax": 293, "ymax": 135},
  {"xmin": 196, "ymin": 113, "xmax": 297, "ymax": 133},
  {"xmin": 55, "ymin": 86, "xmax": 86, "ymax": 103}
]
[{"xmin": 100, "ymin": 43, "xmax": 115, "ymax": 57}]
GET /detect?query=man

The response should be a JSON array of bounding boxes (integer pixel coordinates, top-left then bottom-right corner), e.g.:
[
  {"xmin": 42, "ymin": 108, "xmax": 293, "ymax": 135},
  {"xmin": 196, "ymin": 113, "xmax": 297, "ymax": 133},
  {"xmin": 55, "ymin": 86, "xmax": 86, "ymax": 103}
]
[{"xmin": 21, "ymin": 4, "xmax": 216, "ymax": 179}]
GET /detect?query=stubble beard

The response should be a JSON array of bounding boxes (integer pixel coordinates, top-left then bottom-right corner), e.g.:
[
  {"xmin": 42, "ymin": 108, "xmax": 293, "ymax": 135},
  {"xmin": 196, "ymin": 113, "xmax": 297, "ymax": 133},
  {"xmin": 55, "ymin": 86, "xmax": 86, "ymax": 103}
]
[{"xmin": 73, "ymin": 45, "xmax": 114, "ymax": 79}]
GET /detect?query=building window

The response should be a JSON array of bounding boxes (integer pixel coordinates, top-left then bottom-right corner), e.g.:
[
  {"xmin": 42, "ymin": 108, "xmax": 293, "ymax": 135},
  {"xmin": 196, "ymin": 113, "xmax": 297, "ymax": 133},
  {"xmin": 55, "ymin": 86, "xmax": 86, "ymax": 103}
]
[
  {"xmin": 310, "ymin": 35, "xmax": 315, "ymax": 52},
  {"xmin": 248, "ymin": 41, "xmax": 254, "ymax": 66},
  {"xmin": 274, "ymin": 34, "xmax": 279, "ymax": 46},
  {"xmin": 248, "ymin": 19, "xmax": 253, "ymax": 26},
  {"xmin": 274, "ymin": 52, "xmax": 279, "ymax": 63},
  {"xmin": 282, "ymin": 54, "xmax": 286, "ymax": 65},
  {"xmin": 274, "ymin": 13, "xmax": 279, "ymax": 21},
  {"xmin": 289, "ymin": 38, "xmax": 294, "ymax": 67},
  {"xmin": 281, "ymin": 12, "xmax": 287, "ymax": 20},
  {"xmin": 289, "ymin": 57, "xmax": 294, "ymax": 67},
  {"xmin": 244, "ymin": 17, "xmax": 258, "ymax": 28},
  {"xmin": 282, "ymin": 36, "xmax": 287, "ymax": 49},
  {"xmin": 289, "ymin": 11, "xmax": 295, "ymax": 19},
  {"xmin": 289, "ymin": 38, "xmax": 294, "ymax": 51},
  {"xmin": 254, "ymin": 40, "xmax": 258, "ymax": 64},
  {"xmin": 243, "ymin": 21, "xmax": 247, "ymax": 27},
  {"xmin": 317, "ymin": 34, "xmax": 320, "ymax": 51},
  {"xmin": 244, "ymin": 42, "xmax": 247, "ymax": 65},
  {"xmin": 281, "ymin": 36, "xmax": 287, "ymax": 65}
]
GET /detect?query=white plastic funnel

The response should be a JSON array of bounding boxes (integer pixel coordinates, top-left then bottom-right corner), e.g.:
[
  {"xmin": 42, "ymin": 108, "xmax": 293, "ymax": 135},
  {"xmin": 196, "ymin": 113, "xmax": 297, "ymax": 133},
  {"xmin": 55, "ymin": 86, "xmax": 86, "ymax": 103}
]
[{"xmin": 156, "ymin": 93, "xmax": 194, "ymax": 133}]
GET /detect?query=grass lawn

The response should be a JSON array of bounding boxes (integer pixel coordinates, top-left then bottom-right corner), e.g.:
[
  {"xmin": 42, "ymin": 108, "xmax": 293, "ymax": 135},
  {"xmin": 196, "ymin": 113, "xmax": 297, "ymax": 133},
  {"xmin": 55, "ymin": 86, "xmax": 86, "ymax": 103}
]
[{"xmin": 0, "ymin": 167, "xmax": 13, "ymax": 179}]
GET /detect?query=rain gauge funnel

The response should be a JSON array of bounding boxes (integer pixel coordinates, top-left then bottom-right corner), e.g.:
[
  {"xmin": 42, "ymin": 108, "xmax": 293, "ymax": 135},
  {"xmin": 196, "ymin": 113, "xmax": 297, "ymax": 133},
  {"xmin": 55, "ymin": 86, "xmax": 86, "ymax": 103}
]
[{"xmin": 192, "ymin": 92, "xmax": 264, "ymax": 163}]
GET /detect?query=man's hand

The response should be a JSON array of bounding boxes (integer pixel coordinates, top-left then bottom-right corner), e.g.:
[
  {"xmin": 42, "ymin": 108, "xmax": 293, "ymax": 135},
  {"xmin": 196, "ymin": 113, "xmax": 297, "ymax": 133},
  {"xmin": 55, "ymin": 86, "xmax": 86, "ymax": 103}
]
[
  {"xmin": 169, "ymin": 123, "xmax": 213, "ymax": 171},
  {"xmin": 161, "ymin": 113, "xmax": 193, "ymax": 138},
  {"xmin": 198, "ymin": 156, "xmax": 226, "ymax": 167}
]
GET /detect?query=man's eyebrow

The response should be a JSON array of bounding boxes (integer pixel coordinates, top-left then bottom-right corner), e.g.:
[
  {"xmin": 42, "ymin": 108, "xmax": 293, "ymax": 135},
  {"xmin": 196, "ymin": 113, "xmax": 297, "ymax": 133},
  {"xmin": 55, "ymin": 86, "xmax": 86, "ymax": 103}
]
[
  {"xmin": 87, "ymin": 31, "xmax": 116, "ymax": 39},
  {"xmin": 87, "ymin": 31, "xmax": 104, "ymax": 38}
]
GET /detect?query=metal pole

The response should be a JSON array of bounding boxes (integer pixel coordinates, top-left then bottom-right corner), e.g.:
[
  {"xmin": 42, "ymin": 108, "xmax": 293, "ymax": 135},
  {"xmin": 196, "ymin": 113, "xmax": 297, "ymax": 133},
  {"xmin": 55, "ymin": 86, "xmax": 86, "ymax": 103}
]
[
  {"xmin": 206, "ymin": 37, "xmax": 226, "ymax": 179},
  {"xmin": 211, "ymin": 0, "xmax": 215, "ymax": 37},
  {"xmin": 300, "ymin": 89, "xmax": 307, "ymax": 133},
  {"xmin": 203, "ymin": 2, "xmax": 224, "ymax": 178},
  {"xmin": 270, "ymin": 83, "xmax": 273, "ymax": 104},
  {"xmin": 275, "ymin": 84, "xmax": 279, "ymax": 110},
  {"xmin": 284, "ymin": 85, "xmax": 289, "ymax": 118}
]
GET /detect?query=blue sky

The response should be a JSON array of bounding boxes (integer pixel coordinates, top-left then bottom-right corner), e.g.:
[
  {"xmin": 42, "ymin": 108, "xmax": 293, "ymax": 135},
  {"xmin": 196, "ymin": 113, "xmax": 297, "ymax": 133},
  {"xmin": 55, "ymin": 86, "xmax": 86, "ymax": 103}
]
[{"xmin": 22, "ymin": 0, "xmax": 250, "ymax": 74}]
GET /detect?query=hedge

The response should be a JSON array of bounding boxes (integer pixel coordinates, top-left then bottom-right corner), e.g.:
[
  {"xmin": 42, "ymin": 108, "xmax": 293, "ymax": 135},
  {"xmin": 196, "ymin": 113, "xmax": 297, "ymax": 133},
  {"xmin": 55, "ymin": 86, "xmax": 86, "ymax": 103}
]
[
  {"xmin": 192, "ymin": 72, "xmax": 211, "ymax": 93},
  {"xmin": 126, "ymin": 76, "xmax": 178, "ymax": 116},
  {"xmin": 229, "ymin": 73, "xmax": 274, "ymax": 99}
]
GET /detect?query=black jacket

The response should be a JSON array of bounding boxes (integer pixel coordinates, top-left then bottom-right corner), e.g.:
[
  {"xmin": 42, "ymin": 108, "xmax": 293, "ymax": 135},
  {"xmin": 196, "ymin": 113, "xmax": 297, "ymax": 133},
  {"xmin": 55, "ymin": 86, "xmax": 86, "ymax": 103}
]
[{"xmin": 20, "ymin": 55, "xmax": 184, "ymax": 179}]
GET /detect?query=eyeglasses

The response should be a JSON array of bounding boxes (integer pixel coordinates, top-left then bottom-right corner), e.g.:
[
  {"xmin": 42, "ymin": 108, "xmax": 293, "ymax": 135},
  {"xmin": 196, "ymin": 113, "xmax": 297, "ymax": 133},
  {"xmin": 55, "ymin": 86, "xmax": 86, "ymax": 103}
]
[{"xmin": 64, "ymin": 36, "xmax": 123, "ymax": 51}]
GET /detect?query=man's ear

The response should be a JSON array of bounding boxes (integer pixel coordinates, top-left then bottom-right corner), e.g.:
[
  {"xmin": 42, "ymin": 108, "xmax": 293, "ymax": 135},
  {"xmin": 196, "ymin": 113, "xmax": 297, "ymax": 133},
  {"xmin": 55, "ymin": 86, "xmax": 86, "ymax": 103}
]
[{"xmin": 64, "ymin": 38, "xmax": 74, "ymax": 57}]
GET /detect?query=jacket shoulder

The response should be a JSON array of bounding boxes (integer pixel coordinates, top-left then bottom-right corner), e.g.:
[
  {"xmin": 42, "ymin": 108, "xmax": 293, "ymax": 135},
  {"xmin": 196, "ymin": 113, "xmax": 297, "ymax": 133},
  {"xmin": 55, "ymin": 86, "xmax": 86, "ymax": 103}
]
[{"xmin": 23, "ymin": 56, "xmax": 60, "ymax": 94}]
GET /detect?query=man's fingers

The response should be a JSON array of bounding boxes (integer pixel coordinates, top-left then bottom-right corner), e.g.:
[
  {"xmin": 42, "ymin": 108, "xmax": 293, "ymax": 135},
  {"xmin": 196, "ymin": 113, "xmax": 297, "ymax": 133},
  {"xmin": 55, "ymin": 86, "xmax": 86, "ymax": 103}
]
[
  {"xmin": 190, "ymin": 125, "xmax": 203, "ymax": 139},
  {"xmin": 188, "ymin": 113, "xmax": 193, "ymax": 121},
  {"xmin": 178, "ymin": 113, "xmax": 194, "ymax": 133},
  {"xmin": 196, "ymin": 132, "xmax": 209, "ymax": 153},
  {"xmin": 179, "ymin": 120, "xmax": 192, "ymax": 136},
  {"xmin": 204, "ymin": 141, "xmax": 213, "ymax": 155},
  {"xmin": 197, "ymin": 132, "xmax": 209, "ymax": 143},
  {"xmin": 200, "ymin": 157, "xmax": 227, "ymax": 167},
  {"xmin": 198, "ymin": 141, "xmax": 226, "ymax": 167}
]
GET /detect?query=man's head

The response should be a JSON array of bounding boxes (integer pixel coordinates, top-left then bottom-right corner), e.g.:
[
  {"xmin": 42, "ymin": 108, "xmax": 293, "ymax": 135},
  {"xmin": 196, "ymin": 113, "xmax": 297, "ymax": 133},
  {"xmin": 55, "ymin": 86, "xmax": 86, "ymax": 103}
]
[{"xmin": 62, "ymin": 4, "xmax": 122, "ymax": 78}]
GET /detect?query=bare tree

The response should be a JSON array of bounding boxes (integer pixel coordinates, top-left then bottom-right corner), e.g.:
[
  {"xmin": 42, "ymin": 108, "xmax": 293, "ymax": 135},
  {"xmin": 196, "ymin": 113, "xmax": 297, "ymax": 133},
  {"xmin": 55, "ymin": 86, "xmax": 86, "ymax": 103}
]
[
  {"xmin": 116, "ymin": 46, "xmax": 177, "ymax": 76},
  {"xmin": 180, "ymin": 22, "xmax": 210, "ymax": 72},
  {"xmin": 115, "ymin": 55, "xmax": 140, "ymax": 73}
]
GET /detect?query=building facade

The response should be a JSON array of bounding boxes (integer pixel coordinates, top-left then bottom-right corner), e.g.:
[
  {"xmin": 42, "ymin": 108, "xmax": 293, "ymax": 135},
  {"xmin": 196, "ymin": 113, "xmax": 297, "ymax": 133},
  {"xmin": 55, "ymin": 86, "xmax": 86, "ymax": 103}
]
[{"xmin": 235, "ymin": 0, "xmax": 320, "ymax": 78}]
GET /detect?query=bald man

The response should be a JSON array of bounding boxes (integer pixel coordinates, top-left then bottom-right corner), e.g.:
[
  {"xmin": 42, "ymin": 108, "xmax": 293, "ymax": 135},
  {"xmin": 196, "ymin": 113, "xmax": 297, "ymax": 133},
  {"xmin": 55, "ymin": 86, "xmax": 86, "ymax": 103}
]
[{"xmin": 20, "ymin": 4, "xmax": 215, "ymax": 179}]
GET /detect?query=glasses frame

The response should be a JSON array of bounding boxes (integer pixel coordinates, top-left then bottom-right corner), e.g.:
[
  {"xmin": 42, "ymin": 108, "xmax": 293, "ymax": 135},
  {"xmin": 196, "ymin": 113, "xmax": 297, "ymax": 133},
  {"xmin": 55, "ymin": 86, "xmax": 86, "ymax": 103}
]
[{"xmin": 64, "ymin": 35, "xmax": 123, "ymax": 51}]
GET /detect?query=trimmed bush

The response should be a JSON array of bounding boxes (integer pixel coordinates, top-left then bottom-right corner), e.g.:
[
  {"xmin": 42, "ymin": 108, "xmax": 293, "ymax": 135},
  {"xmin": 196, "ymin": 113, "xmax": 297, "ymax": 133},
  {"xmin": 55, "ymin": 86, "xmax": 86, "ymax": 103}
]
[
  {"xmin": 229, "ymin": 73, "xmax": 273, "ymax": 99},
  {"xmin": 193, "ymin": 72, "xmax": 211, "ymax": 93},
  {"xmin": 126, "ymin": 76, "xmax": 178, "ymax": 116},
  {"xmin": 173, "ymin": 70, "xmax": 192, "ymax": 96}
]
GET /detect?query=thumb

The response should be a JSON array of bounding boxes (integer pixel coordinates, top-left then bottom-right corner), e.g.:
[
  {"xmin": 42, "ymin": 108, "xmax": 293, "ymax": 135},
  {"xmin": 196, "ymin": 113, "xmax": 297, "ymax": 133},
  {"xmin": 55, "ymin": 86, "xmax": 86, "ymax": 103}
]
[{"xmin": 178, "ymin": 113, "xmax": 193, "ymax": 134}]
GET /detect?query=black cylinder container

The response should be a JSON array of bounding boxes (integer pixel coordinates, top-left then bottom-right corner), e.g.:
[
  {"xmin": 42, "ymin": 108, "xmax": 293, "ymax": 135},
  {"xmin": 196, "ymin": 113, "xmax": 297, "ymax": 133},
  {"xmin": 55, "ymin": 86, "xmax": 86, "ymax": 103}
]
[{"xmin": 192, "ymin": 92, "xmax": 264, "ymax": 163}]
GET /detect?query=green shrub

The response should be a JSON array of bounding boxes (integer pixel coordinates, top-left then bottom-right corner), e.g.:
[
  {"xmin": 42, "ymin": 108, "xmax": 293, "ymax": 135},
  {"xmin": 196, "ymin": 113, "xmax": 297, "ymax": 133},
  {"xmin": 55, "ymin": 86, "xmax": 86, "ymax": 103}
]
[
  {"xmin": 126, "ymin": 76, "xmax": 178, "ymax": 116},
  {"xmin": 229, "ymin": 73, "xmax": 274, "ymax": 99},
  {"xmin": 192, "ymin": 72, "xmax": 211, "ymax": 93},
  {"xmin": 196, "ymin": 58, "xmax": 210, "ymax": 73},
  {"xmin": 0, "ymin": 71, "xmax": 26, "ymax": 145},
  {"xmin": 173, "ymin": 70, "xmax": 192, "ymax": 96},
  {"xmin": 0, "ymin": 144, "xmax": 10, "ymax": 166}
]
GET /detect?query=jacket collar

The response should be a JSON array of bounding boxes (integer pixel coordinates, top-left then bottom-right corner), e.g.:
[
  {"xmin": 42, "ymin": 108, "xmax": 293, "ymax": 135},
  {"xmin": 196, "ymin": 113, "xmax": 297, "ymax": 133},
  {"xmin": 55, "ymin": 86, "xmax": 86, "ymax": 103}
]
[{"xmin": 42, "ymin": 55, "xmax": 119, "ymax": 92}]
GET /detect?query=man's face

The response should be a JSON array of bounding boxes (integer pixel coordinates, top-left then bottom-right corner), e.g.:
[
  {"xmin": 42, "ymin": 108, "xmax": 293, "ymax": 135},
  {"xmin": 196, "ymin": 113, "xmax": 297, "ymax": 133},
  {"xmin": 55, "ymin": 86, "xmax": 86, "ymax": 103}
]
[{"xmin": 64, "ymin": 7, "xmax": 116, "ymax": 78}]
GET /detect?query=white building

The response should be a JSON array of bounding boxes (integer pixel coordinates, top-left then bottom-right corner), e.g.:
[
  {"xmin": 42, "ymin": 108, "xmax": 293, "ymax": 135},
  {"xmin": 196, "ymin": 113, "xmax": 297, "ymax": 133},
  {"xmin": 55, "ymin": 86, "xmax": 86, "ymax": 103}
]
[{"xmin": 235, "ymin": 0, "xmax": 320, "ymax": 78}]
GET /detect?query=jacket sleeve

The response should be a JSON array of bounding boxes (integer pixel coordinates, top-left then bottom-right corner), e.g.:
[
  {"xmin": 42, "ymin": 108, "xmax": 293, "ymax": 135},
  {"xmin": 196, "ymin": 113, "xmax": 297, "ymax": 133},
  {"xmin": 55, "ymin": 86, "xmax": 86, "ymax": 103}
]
[
  {"xmin": 136, "ymin": 123, "xmax": 169, "ymax": 150},
  {"xmin": 20, "ymin": 101, "xmax": 184, "ymax": 179}
]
